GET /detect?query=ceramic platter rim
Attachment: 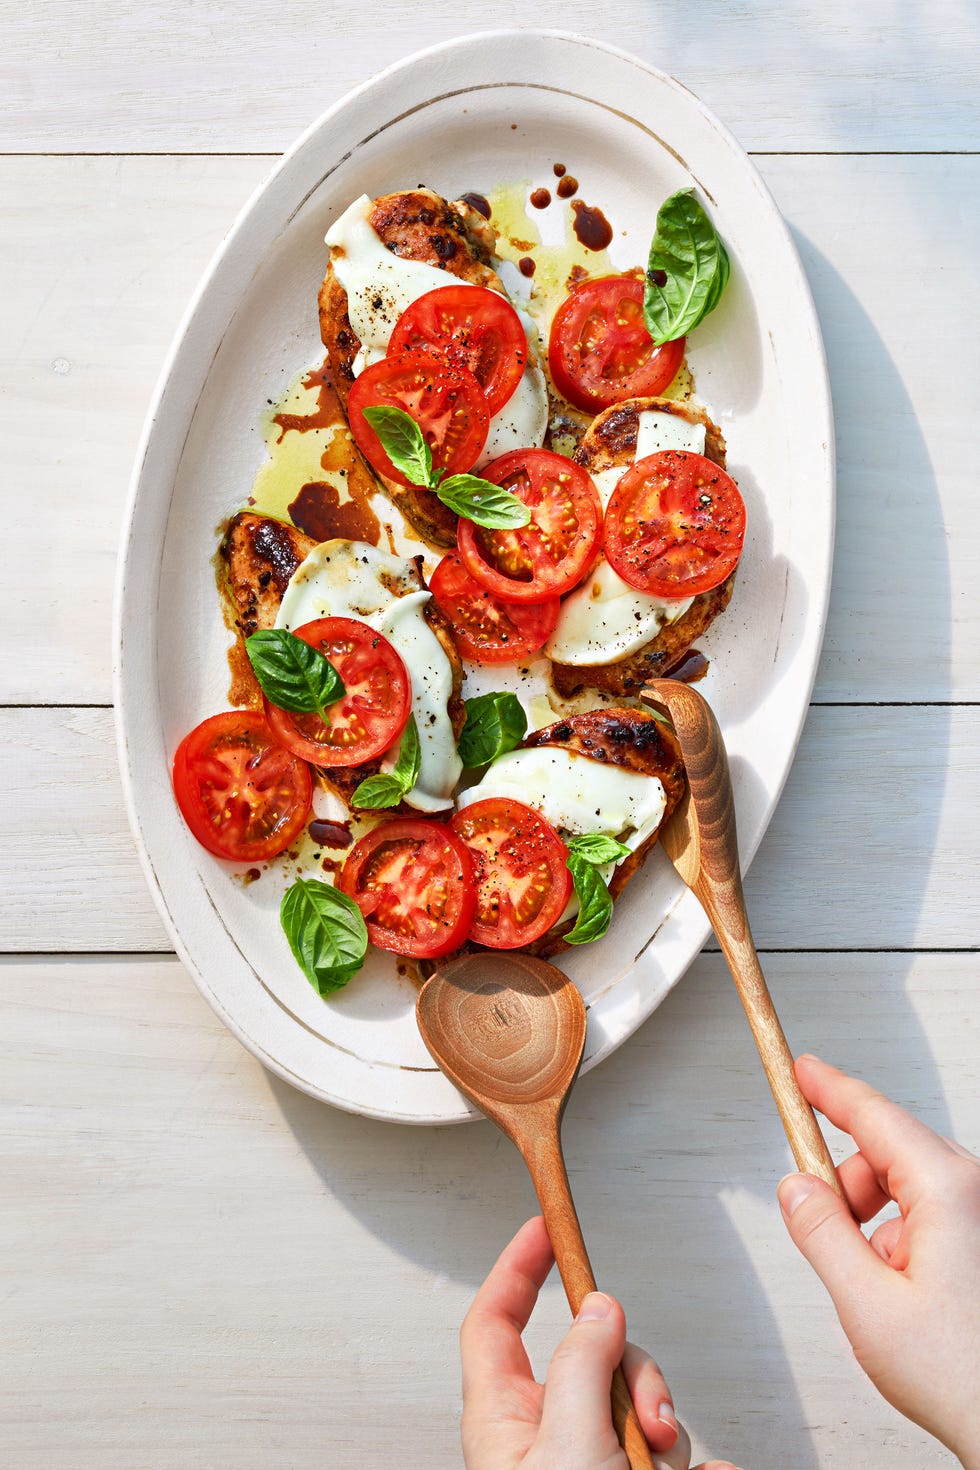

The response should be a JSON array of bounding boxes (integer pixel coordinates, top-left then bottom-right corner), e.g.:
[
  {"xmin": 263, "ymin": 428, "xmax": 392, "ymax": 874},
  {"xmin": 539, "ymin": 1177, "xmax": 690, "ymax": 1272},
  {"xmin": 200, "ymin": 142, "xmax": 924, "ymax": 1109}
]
[{"xmin": 114, "ymin": 28, "xmax": 835, "ymax": 1124}]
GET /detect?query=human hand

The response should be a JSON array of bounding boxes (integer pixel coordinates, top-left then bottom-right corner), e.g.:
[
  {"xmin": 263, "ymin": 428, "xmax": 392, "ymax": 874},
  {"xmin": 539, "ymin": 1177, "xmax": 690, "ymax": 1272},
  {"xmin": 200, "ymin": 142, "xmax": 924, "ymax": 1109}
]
[
  {"xmin": 778, "ymin": 1055, "xmax": 980, "ymax": 1468},
  {"xmin": 460, "ymin": 1215, "xmax": 741, "ymax": 1470}
]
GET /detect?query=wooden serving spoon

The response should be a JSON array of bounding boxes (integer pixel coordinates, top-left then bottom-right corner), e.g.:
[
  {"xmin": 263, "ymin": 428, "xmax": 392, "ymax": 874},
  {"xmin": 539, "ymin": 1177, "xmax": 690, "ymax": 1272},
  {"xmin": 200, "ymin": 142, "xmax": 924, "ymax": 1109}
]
[
  {"xmin": 643, "ymin": 678, "xmax": 841, "ymax": 1195},
  {"xmin": 417, "ymin": 952, "xmax": 656, "ymax": 1470}
]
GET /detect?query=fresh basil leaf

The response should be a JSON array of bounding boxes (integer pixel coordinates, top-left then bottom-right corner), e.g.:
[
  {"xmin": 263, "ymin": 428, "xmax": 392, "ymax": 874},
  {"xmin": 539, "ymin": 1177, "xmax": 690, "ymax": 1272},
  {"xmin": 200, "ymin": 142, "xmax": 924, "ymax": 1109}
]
[
  {"xmin": 566, "ymin": 833, "xmax": 632, "ymax": 867},
  {"xmin": 362, "ymin": 405, "xmax": 434, "ymax": 487},
  {"xmin": 564, "ymin": 856, "xmax": 614, "ymax": 946},
  {"xmin": 643, "ymin": 189, "xmax": 730, "ymax": 345},
  {"xmin": 435, "ymin": 474, "xmax": 532, "ymax": 530},
  {"xmin": 701, "ymin": 232, "xmax": 730, "ymax": 317},
  {"xmin": 351, "ymin": 714, "xmax": 421, "ymax": 809},
  {"xmin": 280, "ymin": 878, "xmax": 368, "ymax": 996},
  {"xmin": 457, "ymin": 692, "xmax": 528, "ymax": 768},
  {"xmin": 245, "ymin": 628, "xmax": 345, "ymax": 716}
]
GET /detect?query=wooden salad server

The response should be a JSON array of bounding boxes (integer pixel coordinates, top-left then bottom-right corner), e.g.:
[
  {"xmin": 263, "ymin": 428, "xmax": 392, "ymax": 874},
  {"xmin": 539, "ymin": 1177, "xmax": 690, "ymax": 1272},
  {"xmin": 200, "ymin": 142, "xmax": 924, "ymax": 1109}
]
[
  {"xmin": 417, "ymin": 953, "xmax": 656, "ymax": 1470},
  {"xmin": 643, "ymin": 678, "xmax": 842, "ymax": 1195}
]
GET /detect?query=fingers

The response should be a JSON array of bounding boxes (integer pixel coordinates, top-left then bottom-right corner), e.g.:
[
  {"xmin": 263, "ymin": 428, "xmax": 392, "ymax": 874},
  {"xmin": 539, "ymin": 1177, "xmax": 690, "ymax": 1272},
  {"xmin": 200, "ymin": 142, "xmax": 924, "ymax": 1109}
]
[
  {"xmin": 461, "ymin": 1216, "xmax": 554, "ymax": 1396},
  {"xmin": 795, "ymin": 1055, "xmax": 956, "ymax": 1201},
  {"xmin": 868, "ymin": 1213, "xmax": 907, "ymax": 1266},
  {"xmin": 534, "ymin": 1291, "xmax": 631, "ymax": 1458},
  {"xmin": 836, "ymin": 1148, "xmax": 891, "ymax": 1222},
  {"xmin": 778, "ymin": 1171, "xmax": 892, "ymax": 1305},
  {"xmin": 650, "ymin": 1417, "xmax": 690, "ymax": 1470},
  {"xmin": 621, "ymin": 1341, "xmax": 683, "ymax": 1453}
]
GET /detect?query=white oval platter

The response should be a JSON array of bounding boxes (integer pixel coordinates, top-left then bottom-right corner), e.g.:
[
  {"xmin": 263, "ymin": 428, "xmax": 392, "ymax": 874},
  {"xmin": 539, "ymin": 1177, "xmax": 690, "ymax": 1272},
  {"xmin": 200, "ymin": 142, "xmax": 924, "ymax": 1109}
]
[{"xmin": 115, "ymin": 29, "xmax": 834, "ymax": 1124}]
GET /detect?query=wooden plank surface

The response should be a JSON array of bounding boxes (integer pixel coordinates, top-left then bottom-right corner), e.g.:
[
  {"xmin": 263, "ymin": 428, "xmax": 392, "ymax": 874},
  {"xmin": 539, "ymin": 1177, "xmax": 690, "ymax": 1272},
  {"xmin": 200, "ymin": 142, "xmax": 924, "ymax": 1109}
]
[
  {"xmin": 1, "ymin": 950, "xmax": 970, "ymax": 1469},
  {"xmin": 5, "ymin": 154, "xmax": 979, "ymax": 706},
  {"xmin": 3, "ymin": 704, "xmax": 978, "ymax": 954},
  {"xmin": 5, "ymin": 8, "xmax": 978, "ymax": 1466},
  {"xmin": 2, "ymin": 2, "xmax": 976, "ymax": 153}
]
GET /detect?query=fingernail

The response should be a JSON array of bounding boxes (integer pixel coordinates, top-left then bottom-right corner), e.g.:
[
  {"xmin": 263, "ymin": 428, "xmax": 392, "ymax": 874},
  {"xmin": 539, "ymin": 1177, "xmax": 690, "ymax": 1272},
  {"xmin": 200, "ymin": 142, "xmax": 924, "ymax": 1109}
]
[
  {"xmin": 657, "ymin": 1400, "xmax": 677, "ymax": 1432},
  {"xmin": 576, "ymin": 1292, "xmax": 612, "ymax": 1321},
  {"xmin": 778, "ymin": 1173, "xmax": 816, "ymax": 1217}
]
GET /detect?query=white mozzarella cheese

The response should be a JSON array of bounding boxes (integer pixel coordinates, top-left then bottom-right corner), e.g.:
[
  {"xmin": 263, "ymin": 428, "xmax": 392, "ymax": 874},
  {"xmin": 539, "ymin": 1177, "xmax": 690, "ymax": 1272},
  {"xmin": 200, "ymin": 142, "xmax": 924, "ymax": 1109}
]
[
  {"xmin": 275, "ymin": 540, "xmax": 462, "ymax": 812},
  {"xmin": 325, "ymin": 194, "xmax": 547, "ymax": 467},
  {"xmin": 459, "ymin": 746, "xmax": 666, "ymax": 856},
  {"xmin": 545, "ymin": 410, "xmax": 705, "ymax": 666}
]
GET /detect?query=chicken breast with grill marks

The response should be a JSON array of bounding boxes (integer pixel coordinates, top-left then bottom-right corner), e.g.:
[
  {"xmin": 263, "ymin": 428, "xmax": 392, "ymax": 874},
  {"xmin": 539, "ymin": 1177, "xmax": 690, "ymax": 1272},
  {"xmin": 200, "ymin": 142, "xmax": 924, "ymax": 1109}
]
[{"xmin": 549, "ymin": 396, "xmax": 736, "ymax": 698}]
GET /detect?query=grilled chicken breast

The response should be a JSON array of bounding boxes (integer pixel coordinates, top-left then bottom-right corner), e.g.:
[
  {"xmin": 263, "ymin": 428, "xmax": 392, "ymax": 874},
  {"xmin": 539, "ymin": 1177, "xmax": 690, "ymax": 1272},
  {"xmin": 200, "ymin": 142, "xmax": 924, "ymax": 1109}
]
[
  {"xmin": 318, "ymin": 189, "xmax": 524, "ymax": 548},
  {"xmin": 550, "ymin": 396, "xmax": 736, "ymax": 698},
  {"xmin": 220, "ymin": 513, "xmax": 466, "ymax": 809}
]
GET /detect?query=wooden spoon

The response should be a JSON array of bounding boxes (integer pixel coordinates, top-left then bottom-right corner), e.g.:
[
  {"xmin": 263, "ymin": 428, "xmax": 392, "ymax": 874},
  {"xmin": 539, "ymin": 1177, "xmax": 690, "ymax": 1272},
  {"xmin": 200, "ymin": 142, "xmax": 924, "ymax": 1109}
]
[
  {"xmin": 642, "ymin": 678, "xmax": 841, "ymax": 1194},
  {"xmin": 417, "ymin": 952, "xmax": 656, "ymax": 1470}
]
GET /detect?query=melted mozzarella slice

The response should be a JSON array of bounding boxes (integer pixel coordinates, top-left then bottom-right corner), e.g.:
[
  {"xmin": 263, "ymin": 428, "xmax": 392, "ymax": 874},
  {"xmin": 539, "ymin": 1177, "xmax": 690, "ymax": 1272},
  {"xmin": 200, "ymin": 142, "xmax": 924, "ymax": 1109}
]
[
  {"xmin": 460, "ymin": 746, "xmax": 667, "ymax": 925},
  {"xmin": 459, "ymin": 747, "xmax": 666, "ymax": 856},
  {"xmin": 275, "ymin": 540, "xmax": 462, "ymax": 813},
  {"xmin": 545, "ymin": 410, "xmax": 706, "ymax": 666},
  {"xmin": 325, "ymin": 195, "xmax": 547, "ymax": 468}
]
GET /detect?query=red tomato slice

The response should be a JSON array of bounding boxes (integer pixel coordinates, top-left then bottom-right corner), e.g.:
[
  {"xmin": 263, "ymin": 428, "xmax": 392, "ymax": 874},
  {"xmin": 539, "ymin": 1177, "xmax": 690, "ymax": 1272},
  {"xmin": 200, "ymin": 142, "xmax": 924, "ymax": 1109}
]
[
  {"xmin": 263, "ymin": 617, "xmax": 411, "ymax": 767},
  {"xmin": 450, "ymin": 798, "xmax": 572, "ymax": 949},
  {"xmin": 347, "ymin": 349, "xmax": 489, "ymax": 486},
  {"xmin": 429, "ymin": 552, "xmax": 559, "ymax": 664},
  {"xmin": 603, "ymin": 450, "xmax": 746, "ymax": 598},
  {"xmin": 338, "ymin": 818, "xmax": 475, "ymax": 960},
  {"xmin": 548, "ymin": 275, "xmax": 685, "ymax": 413},
  {"xmin": 173, "ymin": 710, "xmax": 312, "ymax": 862},
  {"xmin": 388, "ymin": 285, "xmax": 528, "ymax": 415},
  {"xmin": 457, "ymin": 449, "xmax": 602, "ymax": 603}
]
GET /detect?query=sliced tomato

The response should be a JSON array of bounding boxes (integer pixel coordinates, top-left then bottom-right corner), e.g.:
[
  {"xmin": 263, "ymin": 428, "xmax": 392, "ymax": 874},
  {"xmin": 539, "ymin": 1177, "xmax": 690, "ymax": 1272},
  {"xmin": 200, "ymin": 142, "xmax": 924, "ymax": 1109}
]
[
  {"xmin": 429, "ymin": 552, "xmax": 559, "ymax": 664},
  {"xmin": 338, "ymin": 818, "xmax": 475, "ymax": 960},
  {"xmin": 347, "ymin": 349, "xmax": 489, "ymax": 486},
  {"xmin": 263, "ymin": 617, "xmax": 411, "ymax": 767},
  {"xmin": 172, "ymin": 710, "xmax": 312, "ymax": 862},
  {"xmin": 603, "ymin": 450, "xmax": 746, "ymax": 598},
  {"xmin": 548, "ymin": 275, "xmax": 685, "ymax": 413},
  {"xmin": 457, "ymin": 449, "xmax": 602, "ymax": 603},
  {"xmin": 450, "ymin": 799, "xmax": 572, "ymax": 949},
  {"xmin": 388, "ymin": 285, "xmax": 528, "ymax": 415}
]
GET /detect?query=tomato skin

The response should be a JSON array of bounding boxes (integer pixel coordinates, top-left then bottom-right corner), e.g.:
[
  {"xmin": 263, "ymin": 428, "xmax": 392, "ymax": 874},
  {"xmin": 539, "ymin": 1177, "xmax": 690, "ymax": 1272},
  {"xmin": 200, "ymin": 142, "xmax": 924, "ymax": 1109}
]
[
  {"xmin": 548, "ymin": 275, "xmax": 685, "ymax": 413},
  {"xmin": 429, "ymin": 552, "xmax": 559, "ymax": 664},
  {"xmin": 347, "ymin": 349, "xmax": 489, "ymax": 485},
  {"xmin": 603, "ymin": 450, "xmax": 746, "ymax": 598},
  {"xmin": 387, "ymin": 285, "xmax": 528, "ymax": 415},
  {"xmin": 172, "ymin": 710, "xmax": 312, "ymax": 862},
  {"xmin": 338, "ymin": 818, "xmax": 476, "ymax": 960},
  {"xmin": 456, "ymin": 450, "xmax": 602, "ymax": 603},
  {"xmin": 450, "ymin": 799, "xmax": 573, "ymax": 949},
  {"xmin": 263, "ymin": 618, "xmax": 411, "ymax": 767}
]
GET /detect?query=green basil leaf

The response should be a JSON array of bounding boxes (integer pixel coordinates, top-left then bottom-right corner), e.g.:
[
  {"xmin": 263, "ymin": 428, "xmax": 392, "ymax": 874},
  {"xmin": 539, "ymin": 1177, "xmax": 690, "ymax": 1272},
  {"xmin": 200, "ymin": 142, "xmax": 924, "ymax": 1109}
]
[
  {"xmin": 564, "ymin": 856, "xmax": 615, "ymax": 946},
  {"xmin": 362, "ymin": 405, "xmax": 434, "ymax": 487},
  {"xmin": 245, "ymin": 628, "xmax": 345, "ymax": 716},
  {"xmin": 435, "ymin": 474, "xmax": 532, "ymax": 529},
  {"xmin": 457, "ymin": 692, "xmax": 528, "ymax": 768},
  {"xmin": 280, "ymin": 878, "xmax": 368, "ymax": 996},
  {"xmin": 351, "ymin": 714, "xmax": 421, "ymax": 810},
  {"xmin": 566, "ymin": 833, "xmax": 632, "ymax": 867},
  {"xmin": 643, "ymin": 189, "xmax": 730, "ymax": 345}
]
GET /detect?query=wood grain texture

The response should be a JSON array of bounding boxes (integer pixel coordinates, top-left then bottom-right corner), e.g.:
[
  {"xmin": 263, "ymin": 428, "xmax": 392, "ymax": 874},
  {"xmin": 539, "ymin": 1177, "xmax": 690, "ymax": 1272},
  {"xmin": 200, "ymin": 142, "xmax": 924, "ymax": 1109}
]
[
  {"xmin": 3, "ymin": 950, "xmax": 970, "ymax": 1468},
  {"xmin": 418, "ymin": 954, "xmax": 654, "ymax": 1469},
  {"xmin": 2, "ymin": 1, "xmax": 976, "ymax": 152},
  {"xmin": 4, "ymin": 704, "xmax": 976, "ymax": 954},
  {"xmin": 646, "ymin": 681, "xmax": 840, "ymax": 1192},
  {"xmin": 4, "ymin": 155, "xmax": 978, "ymax": 706}
]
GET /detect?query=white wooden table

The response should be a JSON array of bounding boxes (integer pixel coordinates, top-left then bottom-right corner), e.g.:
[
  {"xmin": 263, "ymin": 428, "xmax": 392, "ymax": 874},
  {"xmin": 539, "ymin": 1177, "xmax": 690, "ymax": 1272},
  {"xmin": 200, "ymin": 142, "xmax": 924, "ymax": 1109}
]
[{"xmin": 4, "ymin": 5, "xmax": 978, "ymax": 1466}]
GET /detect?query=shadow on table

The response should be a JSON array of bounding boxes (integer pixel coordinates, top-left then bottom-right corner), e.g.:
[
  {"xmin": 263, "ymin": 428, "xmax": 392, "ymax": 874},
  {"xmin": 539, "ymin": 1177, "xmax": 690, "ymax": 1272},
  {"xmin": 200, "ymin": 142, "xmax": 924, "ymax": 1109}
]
[{"xmin": 267, "ymin": 230, "xmax": 952, "ymax": 1468}]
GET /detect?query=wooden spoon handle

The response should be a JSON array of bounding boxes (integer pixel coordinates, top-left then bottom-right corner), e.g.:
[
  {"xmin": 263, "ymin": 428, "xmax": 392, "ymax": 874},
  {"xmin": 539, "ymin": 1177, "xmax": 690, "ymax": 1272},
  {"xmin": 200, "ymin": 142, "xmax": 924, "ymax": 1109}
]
[
  {"xmin": 696, "ymin": 876, "xmax": 842, "ymax": 1194},
  {"xmin": 520, "ymin": 1116, "xmax": 657, "ymax": 1470}
]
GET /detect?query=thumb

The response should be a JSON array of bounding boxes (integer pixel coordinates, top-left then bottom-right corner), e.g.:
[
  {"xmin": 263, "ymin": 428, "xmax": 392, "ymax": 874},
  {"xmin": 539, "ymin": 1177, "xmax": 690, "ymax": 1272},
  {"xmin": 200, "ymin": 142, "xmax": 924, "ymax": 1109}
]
[
  {"xmin": 536, "ymin": 1292, "xmax": 628, "ymax": 1455},
  {"xmin": 778, "ymin": 1172, "xmax": 889, "ymax": 1306}
]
